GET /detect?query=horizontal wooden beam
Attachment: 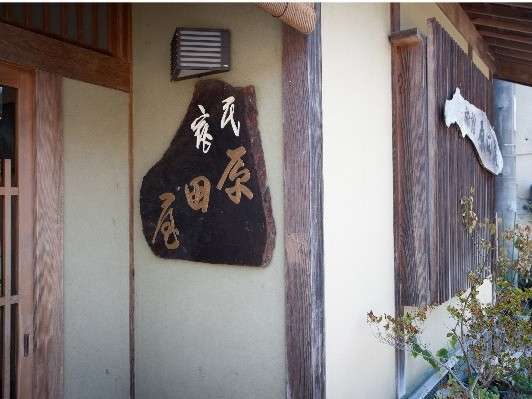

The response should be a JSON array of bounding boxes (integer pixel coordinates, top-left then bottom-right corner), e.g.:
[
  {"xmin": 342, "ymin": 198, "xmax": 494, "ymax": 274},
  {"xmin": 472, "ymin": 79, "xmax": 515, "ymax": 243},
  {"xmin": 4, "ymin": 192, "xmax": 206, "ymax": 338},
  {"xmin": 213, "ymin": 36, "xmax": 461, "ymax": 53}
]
[
  {"xmin": 462, "ymin": 3, "xmax": 532, "ymax": 22},
  {"xmin": 0, "ymin": 22, "xmax": 130, "ymax": 92},
  {"xmin": 494, "ymin": 59, "xmax": 532, "ymax": 87},
  {"xmin": 0, "ymin": 187, "xmax": 18, "ymax": 196},
  {"xmin": 389, "ymin": 28, "xmax": 423, "ymax": 48},
  {"xmin": 479, "ymin": 29, "xmax": 532, "ymax": 45},
  {"xmin": 486, "ymin": 37, "xmax": 532, "ymax": 54},
  {"xmin": 493, "ymin": 47, "xmax": 532, "ymax": 63},
  {"xmin": 436, "ymin": 3, "xmax": 496, "ymax": 72},
  {"xmin": 501, "ymin": 3, "xmax": 532, "ymax": 11},
  {"xmin": 472, "ymin": 16, "xmax": 532, "ymax": 35},
  {"xmin": 0, "ymin": 296, "xmax": 19, "ymax": 307}
]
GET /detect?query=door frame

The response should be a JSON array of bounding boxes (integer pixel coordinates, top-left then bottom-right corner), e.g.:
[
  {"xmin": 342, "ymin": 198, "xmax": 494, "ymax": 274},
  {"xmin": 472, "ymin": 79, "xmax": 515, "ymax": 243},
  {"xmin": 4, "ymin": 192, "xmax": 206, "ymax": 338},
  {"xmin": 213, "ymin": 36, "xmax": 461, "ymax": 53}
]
[
  {"xmin": 32, "ymin": 70, "xmax": 63, "ymax": 399},
  {"xmin": 0, "ymin": 61, "xmax": 34, "ymax": 399},
  {"xmin": 0, "ymin": 61, "xmax": 64, "ymax": 399}
]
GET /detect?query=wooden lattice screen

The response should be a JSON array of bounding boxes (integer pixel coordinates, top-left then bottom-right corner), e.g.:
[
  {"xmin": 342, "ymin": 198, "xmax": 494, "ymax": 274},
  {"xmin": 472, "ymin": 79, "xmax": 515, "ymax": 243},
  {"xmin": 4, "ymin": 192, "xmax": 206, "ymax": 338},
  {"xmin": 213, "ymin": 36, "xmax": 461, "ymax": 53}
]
[
  {"xmin": 391, "ymin": 19, "xmax": 495, "ymax": 307},
  {"xmin": 0, "ymin": 3, "xmax": 129, "ymax": 59}
]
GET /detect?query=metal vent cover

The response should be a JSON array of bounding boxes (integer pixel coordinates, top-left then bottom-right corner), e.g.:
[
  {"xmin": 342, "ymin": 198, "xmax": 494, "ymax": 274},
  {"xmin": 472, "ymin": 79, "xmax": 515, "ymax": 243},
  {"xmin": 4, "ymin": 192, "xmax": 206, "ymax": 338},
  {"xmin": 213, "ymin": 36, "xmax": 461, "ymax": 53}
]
[{"xmin": 171, "ymin": 27, "xmax": 230, "ymax": 81}]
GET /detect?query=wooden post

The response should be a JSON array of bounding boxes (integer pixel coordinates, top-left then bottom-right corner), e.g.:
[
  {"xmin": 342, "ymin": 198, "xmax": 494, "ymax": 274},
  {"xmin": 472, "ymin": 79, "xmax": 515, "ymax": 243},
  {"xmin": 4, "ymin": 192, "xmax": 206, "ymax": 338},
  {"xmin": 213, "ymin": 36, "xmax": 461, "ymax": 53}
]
[{"xmin": 283, "ymin": 4, "xmax": 325, "ymax": 398}]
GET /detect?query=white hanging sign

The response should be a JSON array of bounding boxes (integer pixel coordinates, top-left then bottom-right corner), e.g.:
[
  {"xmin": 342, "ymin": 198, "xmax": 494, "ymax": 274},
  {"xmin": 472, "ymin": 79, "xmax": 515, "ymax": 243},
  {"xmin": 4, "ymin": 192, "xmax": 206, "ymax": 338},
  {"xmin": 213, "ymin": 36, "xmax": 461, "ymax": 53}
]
[{"xmin": 444, "ymin": 88, "xmax": 503, "ymax": 175}]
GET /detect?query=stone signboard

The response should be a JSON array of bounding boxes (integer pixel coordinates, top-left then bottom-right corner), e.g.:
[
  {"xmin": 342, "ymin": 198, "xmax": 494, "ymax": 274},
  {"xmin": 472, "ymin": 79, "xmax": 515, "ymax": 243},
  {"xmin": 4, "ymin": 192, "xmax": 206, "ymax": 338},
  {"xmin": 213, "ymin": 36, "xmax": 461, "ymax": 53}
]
[{"xmin": 140, "ymin": 79, "xmax": 275, "ymax": 266}]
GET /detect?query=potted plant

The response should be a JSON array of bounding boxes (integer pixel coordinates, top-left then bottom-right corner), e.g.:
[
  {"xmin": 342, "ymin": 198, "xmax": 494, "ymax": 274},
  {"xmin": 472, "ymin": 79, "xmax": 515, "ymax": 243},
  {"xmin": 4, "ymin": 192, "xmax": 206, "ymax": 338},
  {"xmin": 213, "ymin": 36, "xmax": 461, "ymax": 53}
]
[{"xmin": 368, "ymin": 189, "xmax": 531, "ymax": 399}]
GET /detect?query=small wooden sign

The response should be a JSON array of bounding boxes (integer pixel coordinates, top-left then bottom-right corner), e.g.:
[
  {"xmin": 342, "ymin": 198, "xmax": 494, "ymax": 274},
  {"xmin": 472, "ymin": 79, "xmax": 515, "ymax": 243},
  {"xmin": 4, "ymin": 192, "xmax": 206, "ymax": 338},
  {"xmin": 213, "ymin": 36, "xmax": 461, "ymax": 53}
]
[
  {"xmin": 140, "ymin": 79, "xmax": 275, "ymax": 266},
  {"xmin": 445, "ymin": 88, "xmax": 503, "ymax": 175}
]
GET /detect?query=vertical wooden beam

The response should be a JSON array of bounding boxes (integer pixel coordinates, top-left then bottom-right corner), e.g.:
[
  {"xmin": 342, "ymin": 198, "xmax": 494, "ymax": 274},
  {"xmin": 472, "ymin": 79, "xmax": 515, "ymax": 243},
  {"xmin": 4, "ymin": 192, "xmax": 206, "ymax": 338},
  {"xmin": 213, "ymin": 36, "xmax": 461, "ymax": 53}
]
[
  {"xmin": 76, "ymin": 4, "xmax": 83, "ymax": 43},
  {"xmin": 23, "ymin": 4, "xmax": 31, "ymax": 27},
  {"xmin": 91, "ymin": 4, "xmax": 99, "ymax": 49},
  {"xmin": 390, "ymin": 28, "xmax": 429, "ymax": 398},
  {"xmin": 390, "ymin": 3, "xmax": 400, "ymax": 33},
  {"xmin": 16, "ymin": 67, "xmax": 35, "ymax": 399},
  {"xmin": 283, "ymin": 4, "xmax": 324, "ymax": 399},
  {"xmin": 2, "ymin": 159, "xmax": 12, "ymax": 399},
  {"xmin": 127, "ymin": 5, "xmax": 134, "ymax": 398},
  {"xmin": 43, "ymin": 4, "xmax": 49, "ymax": 33},
  {"xmin": 60, "ymin": 4, "xmax": 68, "ymax": 37},
  {"xmin": 33, "ymin": 70, "xmax": 64, "ymax": 399}
]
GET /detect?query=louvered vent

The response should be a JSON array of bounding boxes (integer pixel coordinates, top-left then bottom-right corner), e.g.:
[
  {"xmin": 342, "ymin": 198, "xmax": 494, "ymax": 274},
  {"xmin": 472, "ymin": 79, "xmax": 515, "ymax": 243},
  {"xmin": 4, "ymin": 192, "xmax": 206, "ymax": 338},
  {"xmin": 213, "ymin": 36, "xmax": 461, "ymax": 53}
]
[{"xmin": 171, "ymin": 28, "xmax": 230, "ymax": 81}]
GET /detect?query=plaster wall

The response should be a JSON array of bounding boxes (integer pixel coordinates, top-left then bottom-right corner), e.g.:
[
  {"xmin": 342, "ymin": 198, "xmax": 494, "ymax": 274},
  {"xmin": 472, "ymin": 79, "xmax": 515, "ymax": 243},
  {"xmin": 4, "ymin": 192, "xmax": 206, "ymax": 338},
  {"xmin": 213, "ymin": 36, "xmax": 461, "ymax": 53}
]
[
  {"xmin": 132, "ymin": 4, "xmax": 285, "ymax": 399},
  {"xmin": 515, "ymin": 83, "xmax": 532, "ymax": 226},
  {"xmin": 322, "ymin": 4, "xmax": 395, "ymax": 398},
  {"xmin": 63, "ymin": 78, "xmax": 130, "ymax": 399},
  {"xmin": 322, "ymin": 4, "xmax": 494, "ymax": 398}
]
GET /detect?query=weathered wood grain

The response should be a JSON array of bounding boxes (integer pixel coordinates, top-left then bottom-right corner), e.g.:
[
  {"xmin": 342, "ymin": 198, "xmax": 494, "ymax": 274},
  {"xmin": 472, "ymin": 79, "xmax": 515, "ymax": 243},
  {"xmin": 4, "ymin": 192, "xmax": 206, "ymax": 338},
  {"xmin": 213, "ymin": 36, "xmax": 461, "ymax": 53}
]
[
  {"xmin": 0, "ymin": 61, "xmax": 35, "ymax": 399},
  {"xmin": 427, "ymin": 19, "xmax": 495, "ymax": 303},
  {"xmin": 283, "ymin": 3, "xmax": 325, "ymax": 398},
  {"xmin": 33, "ymin": 71, "xmax": 64, "ymax": 399},
  {"xmin": 392, "ymin": 20, "xmax": 495, "ymax": 308},
  {"xmin": 436, "ymin": 3, "xmax": 496, "ymax": 72},
  {"xmin": 391, "ymin": 30, "xmax": 430, "ymax": 307},
  {"xmin": 0, "ymin": 21, "xmax": 129, "ymax": 92}
]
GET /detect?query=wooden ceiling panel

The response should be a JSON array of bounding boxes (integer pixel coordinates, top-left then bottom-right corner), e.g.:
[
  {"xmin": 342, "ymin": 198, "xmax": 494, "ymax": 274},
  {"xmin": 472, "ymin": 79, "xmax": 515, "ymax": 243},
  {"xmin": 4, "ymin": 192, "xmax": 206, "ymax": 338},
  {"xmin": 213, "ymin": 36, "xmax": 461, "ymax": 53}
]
[
  {"xmin": 485, "ymin": 37, "xmax": 532, "ymax": 53},
  {"xmin": 461, "ymin": 2, "xmax": 532, "ymax": 86},
  {"xmin": 471, "ymin": 16, "xmax": 532, "ymax": 34},
  {"xmin": 462, "ymin": 3, "xmax": 532, "ymax": 22},
  {"xmin": 493, "ymin": 47, "xmax": 532, "ymax": 63}
]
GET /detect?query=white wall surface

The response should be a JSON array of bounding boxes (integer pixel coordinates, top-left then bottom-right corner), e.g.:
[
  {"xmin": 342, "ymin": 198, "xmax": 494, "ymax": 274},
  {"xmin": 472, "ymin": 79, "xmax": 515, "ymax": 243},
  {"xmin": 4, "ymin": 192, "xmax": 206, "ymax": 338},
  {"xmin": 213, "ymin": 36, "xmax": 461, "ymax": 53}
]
[
  {"xmin": 63, "ymin": 78, "xmax": 130, "ymax": 399},
  {"xmin": 132, "ymin": 4, "xmax": 285, "ymax": 399},
  {"xmin": 515, "ymin": 83, "xmax": 532, "ymax": 226},
  {"xmin": 322, "ymin": 4, "xmax": 396, "ymax": 398}
]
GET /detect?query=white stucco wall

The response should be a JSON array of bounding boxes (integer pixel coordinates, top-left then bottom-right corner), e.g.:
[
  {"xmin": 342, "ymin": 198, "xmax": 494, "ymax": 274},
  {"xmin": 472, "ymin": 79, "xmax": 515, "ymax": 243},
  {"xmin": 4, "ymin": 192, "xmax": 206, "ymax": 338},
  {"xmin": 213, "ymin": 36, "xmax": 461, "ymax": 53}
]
[
  {"xmin": 63, "ymin": 78, "xmax": 130, "ymax": 399},
  {"xmin": 132, "ymin": 4, "xmax": 285, "ymax": 399},
  {"xmin": 515, "ymin": 83, "xmax": 532, "ymax": 226},
  {"xmin": 322, "ymin": 4, "xmax": 396, "ymax": 398},
  {"xmin": 322, "ymin": 4, "xmax": 494, "ymax": 398}
]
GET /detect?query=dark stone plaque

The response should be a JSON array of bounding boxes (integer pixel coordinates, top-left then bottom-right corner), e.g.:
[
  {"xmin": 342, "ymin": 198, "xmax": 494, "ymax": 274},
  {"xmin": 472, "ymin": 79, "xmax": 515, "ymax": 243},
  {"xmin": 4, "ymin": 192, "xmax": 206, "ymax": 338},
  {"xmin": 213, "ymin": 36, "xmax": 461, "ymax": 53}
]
[{"xmin": 140, "ymin": 79, "xmax": 275, "ymax": 266}]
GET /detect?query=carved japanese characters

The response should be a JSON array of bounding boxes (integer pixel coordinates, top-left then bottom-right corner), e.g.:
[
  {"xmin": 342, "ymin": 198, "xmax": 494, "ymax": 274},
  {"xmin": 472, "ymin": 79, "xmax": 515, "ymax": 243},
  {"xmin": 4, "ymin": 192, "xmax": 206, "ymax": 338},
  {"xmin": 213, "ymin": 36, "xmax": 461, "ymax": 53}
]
[{"xmin": 140, "ymin": 79, "xmax": 275, "ymax": 266}]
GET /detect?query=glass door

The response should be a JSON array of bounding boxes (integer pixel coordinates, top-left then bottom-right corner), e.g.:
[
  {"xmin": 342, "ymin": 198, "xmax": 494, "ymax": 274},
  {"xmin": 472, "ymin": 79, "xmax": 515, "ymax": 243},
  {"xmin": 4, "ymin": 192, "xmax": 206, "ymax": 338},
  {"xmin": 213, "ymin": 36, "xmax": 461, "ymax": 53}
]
[{"xmin": 0, "ymin": 63, "xmax": 34, "ymax": 399}]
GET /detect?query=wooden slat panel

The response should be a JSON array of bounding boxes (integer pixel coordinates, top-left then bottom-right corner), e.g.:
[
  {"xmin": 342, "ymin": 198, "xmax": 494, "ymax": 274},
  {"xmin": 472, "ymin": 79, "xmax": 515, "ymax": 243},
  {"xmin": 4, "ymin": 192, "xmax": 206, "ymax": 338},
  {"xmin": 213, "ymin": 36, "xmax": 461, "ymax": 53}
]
[
  {"xmin": 427, "ymin": 19, "xmax": 495, "ymax": 303},
  {"xmin": 283, "ymin": 4, "xmax": 324, "ymax": 398},
  {"xmin": 0, "ymin": 21, "xmax": 129, "ymax": 92},
  {"xmin": 394, "ymin": 19, "xmax": 495, "ymax": 307},
  {"xmin": 33, "ymin": 71, "xmax": 63, "ymax": 399},
  {"xmin": 391, "ymin": 30, "xmax": 430, "ymax": 306}
]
